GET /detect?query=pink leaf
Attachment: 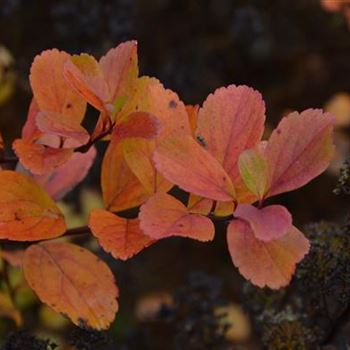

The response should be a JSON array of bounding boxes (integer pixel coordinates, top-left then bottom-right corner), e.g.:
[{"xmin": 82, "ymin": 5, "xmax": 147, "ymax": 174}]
[
  {"xmin": 153, "ymin": 135, "xmax": 236, "ymax": 201},
  {"xmin": 196, "ymin": 85, "xmax": 265, "ymax": 182},
  {"xmin": 265, "ymin": 109, "xmax": 335, "ymax": 197},
  {"xmin": 234, "ymin": 204, "xmax": 292, "ymax": 242},
  {"xmin": 35, "ymin": 147, "xmax": 96, "ymax": 200},
  {"xmin": 36, "ymin": 111, "xmax": 90, "ymax": 147},
  {"xmin": 227, "ymin": 219, "xmax": 309, "ymax": 289}
]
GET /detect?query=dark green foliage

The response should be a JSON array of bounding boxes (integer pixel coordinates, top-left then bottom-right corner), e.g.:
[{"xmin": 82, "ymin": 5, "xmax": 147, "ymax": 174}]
[
  {"xmin": 243, "ymin": 218, "xmax": 350, "ymax": 349},
  {"xmin": 334, "ymin": 158, "xmax": 350, "ymax": 195},
  {"xmin": 159, "ymin": 272, "xmax": 232, "ymax": 350},
  {"xmin": 68, "ymin": 327, "xmax": 112, "ymax": 350},
  {"xmin": 1, "ymin": 331, "xmax": 57, "ymax": 350}
]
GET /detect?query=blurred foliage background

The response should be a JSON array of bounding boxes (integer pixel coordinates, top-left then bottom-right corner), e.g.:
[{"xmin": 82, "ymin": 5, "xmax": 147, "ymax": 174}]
[{"xmin": 1, "ymin": 0, "xmax": 350, "ymax": 349}]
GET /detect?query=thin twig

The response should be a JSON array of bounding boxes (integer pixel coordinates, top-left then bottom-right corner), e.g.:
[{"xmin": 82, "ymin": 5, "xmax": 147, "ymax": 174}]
[
  {"xmin": 0, "ymin": 225, "xmax": 91, "ymax": 246},
  {"xmin": 0, "ymin": 156, "xmax": 18, "ymax": 165}
]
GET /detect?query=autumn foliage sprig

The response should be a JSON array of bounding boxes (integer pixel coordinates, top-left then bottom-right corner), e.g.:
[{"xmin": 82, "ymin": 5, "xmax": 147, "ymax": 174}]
[{"xmin": 0, "ymin": 41, "xmax": 335, "ymax": 331}]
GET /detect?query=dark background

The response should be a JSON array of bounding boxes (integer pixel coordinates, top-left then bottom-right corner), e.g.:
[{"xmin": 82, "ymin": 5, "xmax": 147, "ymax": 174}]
[{"xmin": 0, "ymin": 0, "xmax": 350, "ymax": 348}]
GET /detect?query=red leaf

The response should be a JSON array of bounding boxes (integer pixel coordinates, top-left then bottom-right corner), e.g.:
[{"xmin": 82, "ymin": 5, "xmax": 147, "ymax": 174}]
[{"xmin": 114, "ymin": 112, "xmax": 160, "ymax": 140}]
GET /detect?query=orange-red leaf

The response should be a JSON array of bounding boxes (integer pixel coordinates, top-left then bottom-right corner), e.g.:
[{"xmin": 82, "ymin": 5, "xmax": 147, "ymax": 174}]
[
  {"xmin": 227, "ymin": 219, "xmax": 309, "ymax": 289},
  {"xmin": 102, "ymin": 77, "xmax": 190, "ymax": 210},
  {"xmin": 196, "ymin": 85, "xmax": 265, "ymax": 182},
  {"xmin": 13, "ymin": 139, "xmax": 73, "ymax": 175},
  {"xmin": 64, "ymin": 54, "xmax": 110, "ymax": 112},
  {"xmin": 99, "ymin": 40, "xmax": 138, "ymax": 103},
  {"xmin": 114, "ymin": 112, "xmax": 160, "ymax": 141},
  {"xmin": 30, "ymin": 49, "xmax": 86, "ymax": 122},
  {"xmin": 186, "ymin": 104, "xmax": 199, "ymax": 135},
  {"xmin": 139, "ymin": 193, "xmax": 215, "ymax": 242},
  {"xmin": 0, "ymin": 171, "xmax": 66, "ymax": 241},
  {"xmin": 265, "ymin": 109, "xmax": 335, "ymax": 197},
  {"xmin": 89, "ymin": 209, "xmax": 154, "ymax": 261},
  {"xmin": 102, "ymin": 138, "xmax": 150, "ymax": 211},
  {"xmin": 23, "ymin": 242, "xmax": 118, "ymax": 330},
  {"xmin": 36, "ymin": 147, "xmax": 96, "ymax": 200},
  {"xmin": 153, "ymin": 135, "xmax": 235, "ymax": 201},
  {"xmin": 234, "ymin": 204, "xmax": 292, "ymax": 242}
]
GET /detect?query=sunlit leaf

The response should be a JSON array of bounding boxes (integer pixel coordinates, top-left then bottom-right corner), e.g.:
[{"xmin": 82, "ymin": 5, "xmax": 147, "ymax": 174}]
[
  {"xmin": 23, "ymin": 242, "xmax": 118, "ymax": 330},
  {"xmin": 99, "ymin": 40, "xmax": 138, "ymax": 105},
  {"xmin": 30, "ymin": 49, "xmax": 86, "ymax": 122},
  {"xmin": 0, "ymin": 171, "xmax": 66, "ymax": 241},
  {"xmin": 64, "ymin": 53, "xmax": 109, "ymax": 112},
  {"xmin": 238, "ymin": 148, "xmax": 269, "ymax": 199}
]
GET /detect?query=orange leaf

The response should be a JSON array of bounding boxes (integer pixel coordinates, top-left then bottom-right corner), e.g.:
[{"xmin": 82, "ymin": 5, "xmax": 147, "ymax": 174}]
[
  {"xmin": 139, "ymin": 193, "xmax": 215, "ymax": 242},
  {"xmin": 63, "ymin": 54, "xmax": 110, "ymax": 112},
  {"xmin": 195, "ymin": 85, "xmax": 265, "ymax": 182},
  {"xmin": 13, "ymin": 139, "xmax": 73, "ymax": 175},
  {"xmin": 102, "ymin": 138, "xmax": 150, "ymax": 211},
  {"xmin": 186, "ymin": 104, "xmax": 200, "ymax": 135},
  {"xmin": 265, "ymin": 109, "xmax": 335, "ymax": 197},
  {"xmin": 187, "ymin": 194, "xmax": 213, "ymax": 215},
  {"xmin": 35, "ymin": 147, "xmax": 96, "ymax": 200},
  {"xmin": 119, "ymin": 77, "xmax": 190, "ymax": 195},
  {"xmin": 99, "ymin": 40, "xmax": 138, "ymax": 103},
  {"xmin": 89, "ymin": 209, "xmax": 154, "ymax": 260},
  {"xmin": 102, "ymin": 77, "xmax": 189, "ymax": 209},
  {"xmin": 30, "ymin": 49, "xmax": 86, "ymax": 123},
  {"xmin": 117, "ymin": 76, "xmax": 191, "ymax": 137},
  {"xmin": 234, "ymin": 204, "xmax": 292, "ymax": 242},
  {"xmin": 153, "ymin": 135, "xmax": 236, "ymax": 201},
  {"xmin": 227, "ymin": 219, "xmax": 309, "ymax": 289},
  {"xmin": 0, "ymin": 171, "xmax": 66, "ymax": 241},
  {"xmin": 23, "ymin": 242, "xmax": 118, "ymax": 330}
]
